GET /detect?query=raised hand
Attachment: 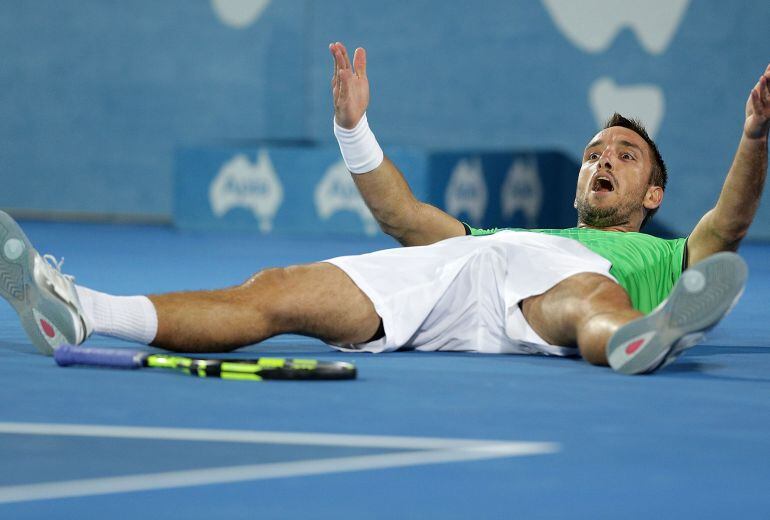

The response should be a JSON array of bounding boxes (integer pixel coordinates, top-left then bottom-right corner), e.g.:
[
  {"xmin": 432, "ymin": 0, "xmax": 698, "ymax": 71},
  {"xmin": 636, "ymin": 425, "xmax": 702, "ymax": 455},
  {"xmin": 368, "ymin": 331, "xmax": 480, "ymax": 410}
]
[
  {"xmin": 330, "ymin": 42, "xmax": 369, "ymax": 129},
  {"xmin": 744, "ymin": 63, "xmax": 770, "ymax": 140}
]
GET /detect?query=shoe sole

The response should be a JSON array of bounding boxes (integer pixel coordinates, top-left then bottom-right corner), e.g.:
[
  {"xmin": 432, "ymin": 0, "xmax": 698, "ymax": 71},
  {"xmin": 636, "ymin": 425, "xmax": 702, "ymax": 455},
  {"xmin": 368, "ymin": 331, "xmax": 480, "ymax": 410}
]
[
  {"xmin": 606, "ymin": 251, "xmax": 747, "ymax": 375},
  {"xmin": 0, "ymin": 211, "xmax": 79, "ymax": 355}
]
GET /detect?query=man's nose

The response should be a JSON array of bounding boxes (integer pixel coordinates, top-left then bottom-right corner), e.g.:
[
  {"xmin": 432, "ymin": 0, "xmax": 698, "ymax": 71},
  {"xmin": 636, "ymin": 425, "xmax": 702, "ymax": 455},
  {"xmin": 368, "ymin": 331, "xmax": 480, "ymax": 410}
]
[{"xmin": 598, "ymin": 151, "xmax": 613, "ymax": 170}]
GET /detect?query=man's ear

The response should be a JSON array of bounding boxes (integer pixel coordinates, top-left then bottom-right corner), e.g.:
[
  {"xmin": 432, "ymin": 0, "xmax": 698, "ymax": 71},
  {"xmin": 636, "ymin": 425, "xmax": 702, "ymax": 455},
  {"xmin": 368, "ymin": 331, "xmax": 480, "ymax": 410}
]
[{"xmin": 644, "ymin": 186, "xmax": 663, "ymax": 210}]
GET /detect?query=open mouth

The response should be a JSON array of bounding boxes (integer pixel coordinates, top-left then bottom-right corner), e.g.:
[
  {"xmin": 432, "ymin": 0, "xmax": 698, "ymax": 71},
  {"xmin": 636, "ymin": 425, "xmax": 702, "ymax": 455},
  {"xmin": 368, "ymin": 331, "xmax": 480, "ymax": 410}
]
[{"xmin": 591, "ymin": 176, "xmax": 615, "ymax": 193}]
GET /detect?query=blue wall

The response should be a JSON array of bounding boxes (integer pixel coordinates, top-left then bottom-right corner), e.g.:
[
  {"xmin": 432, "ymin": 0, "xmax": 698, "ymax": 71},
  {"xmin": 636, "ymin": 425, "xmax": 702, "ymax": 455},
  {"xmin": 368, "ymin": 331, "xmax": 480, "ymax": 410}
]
[
  {"xmin": 2, "ymin": 1, "xmax": 769, "ymax": 238},
  {"xmin": 173, "ymin": 145, "xmax": 581, "ymax": 237}
]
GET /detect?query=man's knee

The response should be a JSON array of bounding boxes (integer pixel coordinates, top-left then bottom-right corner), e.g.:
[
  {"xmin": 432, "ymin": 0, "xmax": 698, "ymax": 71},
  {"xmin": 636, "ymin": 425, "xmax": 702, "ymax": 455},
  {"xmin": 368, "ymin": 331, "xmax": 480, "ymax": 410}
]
[
  {"xmin": 521, "ymin": 272, "xmax": 627, "ymax": 345},
  {"xmin": 235, "ymin": 262, "xmax": 381, "ymax": 343},
  {"xmin": 231, "ymin": 267, "xmax": 297, "ymax": 335},
  {"xmin": 551, "ymin": 273, "xmax": 622, "ymax": 316},
  {"xmin": 240, "ymin": 266, "xmax": 288, "ymax": 290}
]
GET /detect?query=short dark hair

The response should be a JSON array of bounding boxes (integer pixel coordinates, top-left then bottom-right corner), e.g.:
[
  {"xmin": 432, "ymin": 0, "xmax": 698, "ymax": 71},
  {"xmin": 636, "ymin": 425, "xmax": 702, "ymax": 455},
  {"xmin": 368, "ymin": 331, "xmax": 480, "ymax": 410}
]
[{"xmin": 603, "ymin": 113, "xmax": 667, "ymax": 228}]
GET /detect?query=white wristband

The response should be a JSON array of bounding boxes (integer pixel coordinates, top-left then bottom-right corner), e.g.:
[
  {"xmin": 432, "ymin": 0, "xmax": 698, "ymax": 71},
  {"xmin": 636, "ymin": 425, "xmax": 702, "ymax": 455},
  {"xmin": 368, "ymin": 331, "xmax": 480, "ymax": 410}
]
[{"xmin": 333, "ymin": 113, "xmax": 384, "ymax": 174}]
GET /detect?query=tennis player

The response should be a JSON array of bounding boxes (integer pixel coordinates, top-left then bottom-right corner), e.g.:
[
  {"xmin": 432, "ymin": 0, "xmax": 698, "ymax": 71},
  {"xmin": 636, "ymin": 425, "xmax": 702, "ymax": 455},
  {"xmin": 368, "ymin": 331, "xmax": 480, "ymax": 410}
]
[{"xmin": 0, "ymin": 45, "xmax": 767, "ymax": 374}]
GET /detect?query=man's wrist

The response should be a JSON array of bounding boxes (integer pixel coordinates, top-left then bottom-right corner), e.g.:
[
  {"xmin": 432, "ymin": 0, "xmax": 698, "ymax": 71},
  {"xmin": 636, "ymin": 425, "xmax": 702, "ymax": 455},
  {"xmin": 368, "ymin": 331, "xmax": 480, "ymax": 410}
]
[
  {"xmin": 741, "ymin": 130, "xmax": 768, "ymax": 144},
  {"xmin": 333, "ymin": 112, "xmax": 384, "ymax": 174}
]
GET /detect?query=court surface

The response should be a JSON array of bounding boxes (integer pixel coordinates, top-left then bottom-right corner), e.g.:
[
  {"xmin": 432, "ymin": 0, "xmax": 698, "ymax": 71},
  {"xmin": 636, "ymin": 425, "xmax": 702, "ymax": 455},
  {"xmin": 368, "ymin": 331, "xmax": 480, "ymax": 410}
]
[{"xmin": 1, "ymin": 220, "xmax": 769, "ymax": 519}]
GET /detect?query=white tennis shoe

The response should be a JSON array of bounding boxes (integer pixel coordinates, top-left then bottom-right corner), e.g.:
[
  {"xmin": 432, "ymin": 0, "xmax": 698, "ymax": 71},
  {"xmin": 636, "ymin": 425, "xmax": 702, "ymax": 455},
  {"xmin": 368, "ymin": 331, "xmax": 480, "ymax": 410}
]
[
  {"xmin": 0, "ymin": 211, "xmax": 92, "ymax": 355},
  {"xmin": 606, "ymin": 251, "xmax": 747, "ymax": 375}
]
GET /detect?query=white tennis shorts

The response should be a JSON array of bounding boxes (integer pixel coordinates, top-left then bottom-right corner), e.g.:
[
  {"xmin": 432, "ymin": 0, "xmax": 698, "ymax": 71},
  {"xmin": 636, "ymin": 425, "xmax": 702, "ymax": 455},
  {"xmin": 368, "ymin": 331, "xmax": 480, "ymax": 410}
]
[{"xmin": 324, "ymin": 231, "xmax": 616, "ymax": 357}]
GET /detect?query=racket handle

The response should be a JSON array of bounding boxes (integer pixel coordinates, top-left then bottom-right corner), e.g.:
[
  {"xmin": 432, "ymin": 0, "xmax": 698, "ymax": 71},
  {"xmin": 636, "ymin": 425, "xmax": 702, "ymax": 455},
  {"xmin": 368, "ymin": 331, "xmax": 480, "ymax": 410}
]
[{"xmin": 54, "ymin": 345, "xmax": 146, "ymax": 369}]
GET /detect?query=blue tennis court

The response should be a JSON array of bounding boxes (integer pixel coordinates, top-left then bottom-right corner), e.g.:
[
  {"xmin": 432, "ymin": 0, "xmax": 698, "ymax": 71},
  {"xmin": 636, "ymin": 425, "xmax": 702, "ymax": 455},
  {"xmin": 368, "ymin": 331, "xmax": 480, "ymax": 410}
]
[{"xmin": 1, "ymin": 220, "xmax": 769, "ymax": 519}]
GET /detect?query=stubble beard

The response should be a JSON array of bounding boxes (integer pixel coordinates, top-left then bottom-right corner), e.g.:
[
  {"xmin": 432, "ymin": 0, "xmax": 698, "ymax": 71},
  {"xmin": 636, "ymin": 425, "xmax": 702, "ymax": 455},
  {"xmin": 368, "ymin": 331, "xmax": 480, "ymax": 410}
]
[{"xmin": 575, "ymin": 195, "xmax": 638, "ymax": 228}]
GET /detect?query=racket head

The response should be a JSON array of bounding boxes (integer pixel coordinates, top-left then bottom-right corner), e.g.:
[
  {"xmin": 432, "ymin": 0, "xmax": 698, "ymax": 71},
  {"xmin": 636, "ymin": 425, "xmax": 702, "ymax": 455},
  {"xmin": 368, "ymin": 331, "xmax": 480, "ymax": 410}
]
[
  {"xmin": 216, "ymin": 357, "xmax": 357, "ymax": 380},
  {"xmin": 267, "ymin": 359, "xmax": 357, "ymax": 380}
]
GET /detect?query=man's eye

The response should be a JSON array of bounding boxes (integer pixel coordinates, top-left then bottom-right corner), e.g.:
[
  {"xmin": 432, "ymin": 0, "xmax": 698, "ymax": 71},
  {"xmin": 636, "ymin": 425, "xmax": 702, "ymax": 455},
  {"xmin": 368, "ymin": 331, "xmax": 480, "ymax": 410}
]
[
  {"xmin": 622, "ymin": 153, "xmax": 635, "ymax": 160},
  {"xmin": 588, "ymin": 152, "xmax": 600, "ymax": 160}
]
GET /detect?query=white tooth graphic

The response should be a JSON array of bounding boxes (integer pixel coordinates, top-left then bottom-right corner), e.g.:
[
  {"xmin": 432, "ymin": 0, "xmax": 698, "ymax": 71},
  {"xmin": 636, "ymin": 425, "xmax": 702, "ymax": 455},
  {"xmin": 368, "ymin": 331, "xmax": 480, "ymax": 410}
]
[
  {"xmin": 211, "ymin": 0, "xmax": 271, "ymax": 29},
  {"xmin": 589, "ymin": 77, "xmax": 664, "ymax": 138},
  {"xmin": 541, "ymin": 0, "xmax": 690, "ymax": 54}
]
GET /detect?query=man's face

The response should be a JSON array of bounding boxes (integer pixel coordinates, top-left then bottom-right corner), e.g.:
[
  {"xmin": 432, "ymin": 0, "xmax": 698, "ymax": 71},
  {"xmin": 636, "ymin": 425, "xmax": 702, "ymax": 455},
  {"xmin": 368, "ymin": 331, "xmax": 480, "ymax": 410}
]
[{"xmin": 574, "ymin": 126, "xmax": 659, "ymax": 229}]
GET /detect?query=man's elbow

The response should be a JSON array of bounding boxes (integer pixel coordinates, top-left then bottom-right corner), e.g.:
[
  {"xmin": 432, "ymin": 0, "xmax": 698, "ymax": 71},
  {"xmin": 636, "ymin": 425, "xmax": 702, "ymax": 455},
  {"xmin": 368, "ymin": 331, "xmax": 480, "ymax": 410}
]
[
  {"xmin": 378, "ymin": 220, "xmax": 409, "ymax": 244},
  {"xmin": 710, "ymin": 219, "xmax": 749, "ymax": 250},
  {"xmin": 374, "ymin": 202, "xmax": 421, "ymax": 245}
]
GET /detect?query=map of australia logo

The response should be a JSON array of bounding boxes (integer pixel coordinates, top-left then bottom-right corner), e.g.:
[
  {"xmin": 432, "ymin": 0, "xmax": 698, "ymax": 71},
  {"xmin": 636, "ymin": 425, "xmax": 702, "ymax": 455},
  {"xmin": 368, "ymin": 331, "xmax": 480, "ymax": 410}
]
[
  {"xmin": 501, "ymin": 157, "xmax": 543, "ymax": 227},
  {"xmin": 209, "ymin": 150, "xmax": 283, "ymax": 233},
  {"xmin": 445, "ymin": 157, "xmax": 487, "ymax": 226},
  {"xmin": 315, "ymin": 160, "xmax": 378, "ymax": 236}
]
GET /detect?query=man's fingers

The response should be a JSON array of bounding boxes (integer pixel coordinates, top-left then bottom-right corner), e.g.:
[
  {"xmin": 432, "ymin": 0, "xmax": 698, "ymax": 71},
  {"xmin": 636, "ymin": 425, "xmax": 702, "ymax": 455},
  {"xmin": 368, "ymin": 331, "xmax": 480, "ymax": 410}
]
[
  {"xmin": 329, "ymin": 42, "xmax": 347, "ymax": 72},
  {"xmin": 328, "ymin": 42, "xmax": 368, "ymax": 114},
  {"xmin": 750, "ymin": 88, "xmax": 762, "ymax": 114},
  {"xmin": 331, "ymin": 46, "xmax": 342, "ymax": 100},
  {"xmin": 762, "ymin": 74, "xmax": 770, "ymax": 99},
  {"xmin": 339, "ymin": 67, "xmax": 355, "ymax": 86},
  {"xmin": 337, "ymin": 68, "xmax": 354, "ymax": 101},
  {"xmin": 761, "ymin": 64, "xmax": 770, "ymax": 94},
  {"xmin": 758, "ymin": 75, "xmax": 769, "ymax": 107},
  {"xmin": 353, "ymin": 47, "xmax": 367, "ymax": 78},
  {"xmin": 333, "ymin": 44, "xmax": 347, "ymax": 70},
  {"xmin": 751, "ymin": 79, "xmax": 768, "ymax": 113},
  {"xmin": 338, "ymin": 42, "xmax": 352, "ymax": 70},
  {"xmin": 330, "ymin": 43, "xmax": 338, "ymax": 87},
  {"xmin": 337, "ymin": 69, "xmax": 346, "ymax": 100}
]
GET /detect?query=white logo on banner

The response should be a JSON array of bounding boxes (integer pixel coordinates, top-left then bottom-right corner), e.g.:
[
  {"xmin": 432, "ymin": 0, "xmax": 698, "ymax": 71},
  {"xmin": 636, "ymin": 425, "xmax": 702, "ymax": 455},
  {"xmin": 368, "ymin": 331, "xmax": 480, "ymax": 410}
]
[
  {"xmin": 541, "ymin": 0, "xmax": 690, "ymax": 55},
  {"xmin": 209, "ymin": 151, "xmax": 283, "ymax": 233},
  {"xmin": 501, "ymin": 157, "xmax": 543, "ymax": 226},
  {"xmin": 589, "ymin": 77, "xmax": 665, "ymax": 138},
  {"xmin": 211, "ymin": 0, "xmax": 271, "ymax": 28},
  {"xmin": 445, "ymin": 157, "xmax": 487, "ymax": 226},
  {"xmin": 315, "ymin": 160, "xmax": 378, "ymax": 236}
]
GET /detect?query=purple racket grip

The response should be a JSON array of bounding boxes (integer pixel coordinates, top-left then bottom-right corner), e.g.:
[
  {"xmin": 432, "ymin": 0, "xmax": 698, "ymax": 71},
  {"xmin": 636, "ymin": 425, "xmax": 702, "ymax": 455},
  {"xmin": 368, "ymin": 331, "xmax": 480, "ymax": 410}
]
[{"xmin": 54, "ymin": 345, "xmax": 146, "ymax": 369}]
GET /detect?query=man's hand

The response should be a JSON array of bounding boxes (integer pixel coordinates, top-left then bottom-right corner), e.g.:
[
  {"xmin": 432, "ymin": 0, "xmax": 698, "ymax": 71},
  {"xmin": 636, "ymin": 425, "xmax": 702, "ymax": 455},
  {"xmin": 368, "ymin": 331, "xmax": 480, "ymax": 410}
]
[
  {"xmin": 744, "ymin": 64, "xmax": 770, "ymax": 140},
  {"xmin": 687, "ymin": 62, "xmax": 770, "ymax": 266},
  {"xmin": 328, "ymin": 42, "xmax": 464, "ymax": 246},
  {"xmin": 330, "ymin": 42, "xmax": 369, "ymax": 129}
]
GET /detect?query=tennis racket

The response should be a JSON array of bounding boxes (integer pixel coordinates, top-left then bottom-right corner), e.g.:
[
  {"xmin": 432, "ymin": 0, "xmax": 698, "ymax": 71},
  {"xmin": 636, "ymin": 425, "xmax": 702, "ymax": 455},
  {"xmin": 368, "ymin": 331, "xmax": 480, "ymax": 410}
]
[{"xmin": 54, "ymin": 345, "xmax": 357, "ymax": 381}]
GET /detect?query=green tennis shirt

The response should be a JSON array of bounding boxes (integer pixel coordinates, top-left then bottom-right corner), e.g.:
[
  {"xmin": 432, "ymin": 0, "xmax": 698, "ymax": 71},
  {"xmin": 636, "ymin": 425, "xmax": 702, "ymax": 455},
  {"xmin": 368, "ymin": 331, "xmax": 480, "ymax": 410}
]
[{"xmin": 463, "ymin": 225, "xmax": 688, "ymax": 314}]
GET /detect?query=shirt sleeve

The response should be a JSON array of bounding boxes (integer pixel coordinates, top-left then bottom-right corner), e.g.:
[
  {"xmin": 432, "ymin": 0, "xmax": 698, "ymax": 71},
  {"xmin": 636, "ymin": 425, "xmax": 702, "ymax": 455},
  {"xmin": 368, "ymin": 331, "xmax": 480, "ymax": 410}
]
[
  {"xmin": 668, "ymin": 237, "xmax": 688, "ymax": 280},
  {"xmin": 462, "ymin": 223, "xmax": 504, "ymax": 236}
]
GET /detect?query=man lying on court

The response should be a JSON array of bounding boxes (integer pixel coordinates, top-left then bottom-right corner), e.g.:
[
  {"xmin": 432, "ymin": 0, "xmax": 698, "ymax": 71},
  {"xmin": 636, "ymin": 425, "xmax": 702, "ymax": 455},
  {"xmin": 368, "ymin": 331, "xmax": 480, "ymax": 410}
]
[{"xmin": 1, "ymin": 45, "xmax": 768, "ymax": 375}]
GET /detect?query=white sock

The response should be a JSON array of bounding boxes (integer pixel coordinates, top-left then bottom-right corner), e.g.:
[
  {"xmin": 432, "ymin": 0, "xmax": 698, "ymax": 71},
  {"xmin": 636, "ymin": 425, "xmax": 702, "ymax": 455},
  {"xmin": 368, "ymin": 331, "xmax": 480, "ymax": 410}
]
[{"xmin": 75, "ymin": 286, "xmax": 158, "ymax": 345}]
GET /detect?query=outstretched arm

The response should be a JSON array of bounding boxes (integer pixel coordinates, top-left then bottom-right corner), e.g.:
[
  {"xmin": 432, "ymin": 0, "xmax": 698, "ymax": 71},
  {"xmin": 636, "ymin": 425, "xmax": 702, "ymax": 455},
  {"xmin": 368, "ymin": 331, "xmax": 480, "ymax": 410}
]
[
  {"xmin": 329, "ymin": 42, "xmax": 465, "ymax": 246},
  {"xmin": 687, "ymin": 64, "xmax": 770, "ymax": 267}
]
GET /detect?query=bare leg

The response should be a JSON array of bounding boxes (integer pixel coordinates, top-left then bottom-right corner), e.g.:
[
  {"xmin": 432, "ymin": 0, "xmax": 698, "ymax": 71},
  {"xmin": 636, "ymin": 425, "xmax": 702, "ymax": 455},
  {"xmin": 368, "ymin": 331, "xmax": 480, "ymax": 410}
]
[
  {"xmin": 148, "ymin": 263, "xmax": 381, "ymax": 352},
  {"xmin": 521, "ymin": 273, "xmax": 642, "ymax": 366}
]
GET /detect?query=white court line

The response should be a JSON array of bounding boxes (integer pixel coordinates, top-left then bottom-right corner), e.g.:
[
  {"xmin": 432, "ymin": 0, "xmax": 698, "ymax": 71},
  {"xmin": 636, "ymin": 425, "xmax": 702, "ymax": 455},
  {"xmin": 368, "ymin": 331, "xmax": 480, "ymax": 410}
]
[
  {"xmin": 0, "ymin": 422, "xmax": 536, "ymax": 450},
  {"xmin": 0, "ymin": 422, "xmax": 560, "ymax": 504}
]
